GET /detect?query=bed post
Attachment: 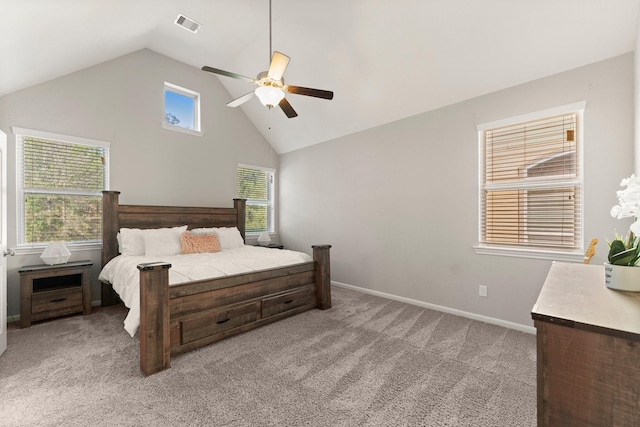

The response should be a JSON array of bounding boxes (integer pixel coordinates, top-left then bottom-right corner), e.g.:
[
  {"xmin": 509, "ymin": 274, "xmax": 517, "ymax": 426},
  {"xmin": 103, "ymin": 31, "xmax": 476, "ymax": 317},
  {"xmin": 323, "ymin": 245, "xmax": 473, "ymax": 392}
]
[
  {"xmin": 101, "ymin": 191, "xmax": 121, "ymax": 306},
  {"xmin": 312, "ymin": 245, "xmax": 332, "ymax": 310},
  {"xmin": 138, "ymin": 262, "xmax": 172, "ymax": 376},
  {"xmin": 234, "ymin": 198, "xmax": 246, "ymax": 241}
]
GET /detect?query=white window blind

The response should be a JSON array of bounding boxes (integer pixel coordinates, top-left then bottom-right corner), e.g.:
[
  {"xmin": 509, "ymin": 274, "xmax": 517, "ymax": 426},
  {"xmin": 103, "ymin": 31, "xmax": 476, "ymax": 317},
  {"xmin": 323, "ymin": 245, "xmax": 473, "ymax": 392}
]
[
  {"xmin": 237, "ymin": 164, "xmax": 275, "ymax": 233},
  {"xmin": 15, "ymin": 128, "xmax": 110, "ymax": 246},
  {"xmin": 479, "ymin": 112, "xmax": 582, "ymax": 252}
]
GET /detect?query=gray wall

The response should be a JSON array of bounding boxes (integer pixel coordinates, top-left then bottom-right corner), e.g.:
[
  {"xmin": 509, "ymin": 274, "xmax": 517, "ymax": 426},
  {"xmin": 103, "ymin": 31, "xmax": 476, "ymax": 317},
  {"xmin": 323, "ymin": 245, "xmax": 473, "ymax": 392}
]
[
  {"xmin": 0, "ymin": 49, "xmax": 277, "ymax": 317},
  {"xmin": 279, "ymin": 53, "xmax": 635, "ymax": 328}
]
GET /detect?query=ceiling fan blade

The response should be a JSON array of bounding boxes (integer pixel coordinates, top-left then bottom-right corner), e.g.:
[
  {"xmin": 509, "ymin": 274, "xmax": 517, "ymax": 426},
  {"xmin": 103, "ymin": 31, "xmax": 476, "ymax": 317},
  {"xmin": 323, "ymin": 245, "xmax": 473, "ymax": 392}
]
[
  {"xmin": 202, "ymin": 66, "xmax": 254, "ymax": 83},
  {"xmin": 279, "ymin": 97, "xmax": 298, "ymax": 118},
  {"xmin": 267, "ymin": 51, "xmax": 290, "ymax": 81},
  {"xmin": 285, "ymin": 85, "xmax": 334, "ymax": 100},
  {"xmin": 227, "ymin": 92, "xmax": 255, "ymax": 108}
]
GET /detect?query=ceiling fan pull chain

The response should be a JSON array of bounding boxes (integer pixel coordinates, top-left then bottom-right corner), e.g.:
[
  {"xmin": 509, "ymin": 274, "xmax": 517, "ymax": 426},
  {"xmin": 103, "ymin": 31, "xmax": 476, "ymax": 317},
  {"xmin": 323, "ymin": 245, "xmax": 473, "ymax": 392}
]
[{"xmin": 268, "ymin": 0, "xmax": 272, "ymax": 63}]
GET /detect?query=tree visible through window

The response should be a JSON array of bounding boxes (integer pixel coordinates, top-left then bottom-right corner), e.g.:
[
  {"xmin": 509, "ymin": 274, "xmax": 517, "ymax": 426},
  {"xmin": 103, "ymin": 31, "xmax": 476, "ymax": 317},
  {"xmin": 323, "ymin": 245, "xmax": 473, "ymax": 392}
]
[
  {"xmin": 15, "ymin": 130, "xmax": 109, "ymax": 245},
  {"xmin": 237, "ymin": 165, "xmax": 275, "ymax": 233},
  {"xmin": 164, "ymin": 82, "xmax": 200, "ymax": 133}
]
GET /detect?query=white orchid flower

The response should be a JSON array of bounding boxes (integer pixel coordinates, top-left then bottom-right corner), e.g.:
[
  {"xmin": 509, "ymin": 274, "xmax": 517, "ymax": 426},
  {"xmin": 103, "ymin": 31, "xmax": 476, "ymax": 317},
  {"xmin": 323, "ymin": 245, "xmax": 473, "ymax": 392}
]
[{"xmin": 620, "ymin": 174, "xmax": 640, "ymax": 187}]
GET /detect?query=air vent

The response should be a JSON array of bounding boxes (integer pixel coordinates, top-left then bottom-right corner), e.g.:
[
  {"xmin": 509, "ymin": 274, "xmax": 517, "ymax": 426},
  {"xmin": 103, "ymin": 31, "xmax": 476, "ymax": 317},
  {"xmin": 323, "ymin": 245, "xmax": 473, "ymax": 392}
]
[{"xmin": 175, "ymin": 14, "xmax": 200, "ymax": 33}]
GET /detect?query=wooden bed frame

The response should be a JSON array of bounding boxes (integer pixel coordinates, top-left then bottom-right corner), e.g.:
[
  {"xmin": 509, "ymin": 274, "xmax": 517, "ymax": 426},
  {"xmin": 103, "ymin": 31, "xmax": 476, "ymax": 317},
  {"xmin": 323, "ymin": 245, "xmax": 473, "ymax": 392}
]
[{"xmin": 100, "ymin": 191, "xmax": 331, "ymax": 376}]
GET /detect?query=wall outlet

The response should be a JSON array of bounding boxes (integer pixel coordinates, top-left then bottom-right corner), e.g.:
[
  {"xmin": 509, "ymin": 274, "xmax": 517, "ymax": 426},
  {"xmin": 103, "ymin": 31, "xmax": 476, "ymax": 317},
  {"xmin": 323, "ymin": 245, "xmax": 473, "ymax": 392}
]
[{"xmin": 479, "ymin": 285, "xmax": 488, "ymax": 297}]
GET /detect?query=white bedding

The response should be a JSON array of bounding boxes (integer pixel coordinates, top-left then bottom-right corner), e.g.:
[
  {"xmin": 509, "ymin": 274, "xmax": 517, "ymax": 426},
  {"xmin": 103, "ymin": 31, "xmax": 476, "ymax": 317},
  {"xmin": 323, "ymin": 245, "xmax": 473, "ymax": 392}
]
[{"xmin": 98, "ymin": 245, "xmax": 313, "ymax": 337}]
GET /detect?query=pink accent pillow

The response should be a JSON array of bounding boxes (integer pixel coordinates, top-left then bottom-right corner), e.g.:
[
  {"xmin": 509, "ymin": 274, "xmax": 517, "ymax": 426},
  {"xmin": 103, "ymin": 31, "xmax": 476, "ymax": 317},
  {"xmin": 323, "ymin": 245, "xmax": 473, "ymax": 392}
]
[{"xmin": 180, "ymin": 231, "xmax": 221, "ymax": 254}]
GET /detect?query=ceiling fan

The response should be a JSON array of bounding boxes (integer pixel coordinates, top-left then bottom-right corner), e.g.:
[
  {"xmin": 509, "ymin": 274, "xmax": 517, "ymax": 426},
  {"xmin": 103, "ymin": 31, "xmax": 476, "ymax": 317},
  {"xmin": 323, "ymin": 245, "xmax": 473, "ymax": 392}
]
[{"xmin": 201, "ymin": 0, "xmax": 333, "ymax": 118}]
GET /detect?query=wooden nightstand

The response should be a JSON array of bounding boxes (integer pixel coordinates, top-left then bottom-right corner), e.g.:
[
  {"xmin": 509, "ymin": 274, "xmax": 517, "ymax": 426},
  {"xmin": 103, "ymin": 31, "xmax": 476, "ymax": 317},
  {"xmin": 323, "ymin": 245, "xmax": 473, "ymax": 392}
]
[{"xmin": 19, "ymin": 260, "xmax": 93, "ymax": 328}]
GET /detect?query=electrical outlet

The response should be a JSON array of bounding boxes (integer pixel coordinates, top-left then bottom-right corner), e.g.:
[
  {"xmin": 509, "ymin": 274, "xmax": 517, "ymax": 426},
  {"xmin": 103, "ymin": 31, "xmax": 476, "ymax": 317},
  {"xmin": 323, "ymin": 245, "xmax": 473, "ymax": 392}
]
[{"xmin": 479, "ymin": 285, "xmax": 488, "ymax": 297}]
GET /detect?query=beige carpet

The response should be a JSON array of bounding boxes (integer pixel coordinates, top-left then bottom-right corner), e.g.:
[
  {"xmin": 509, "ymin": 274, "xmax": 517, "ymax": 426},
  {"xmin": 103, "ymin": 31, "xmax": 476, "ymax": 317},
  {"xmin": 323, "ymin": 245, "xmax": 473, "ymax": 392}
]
[{"xmin": 0, "ymin": 287, "xmax": 536, "ymax": 426}]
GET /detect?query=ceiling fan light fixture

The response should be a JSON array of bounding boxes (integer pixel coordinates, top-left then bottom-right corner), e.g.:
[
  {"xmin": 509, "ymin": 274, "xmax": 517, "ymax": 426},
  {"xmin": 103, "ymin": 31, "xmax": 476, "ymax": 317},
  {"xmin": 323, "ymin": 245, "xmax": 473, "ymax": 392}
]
[
  {"xmin": 200, "ymin": 0, "xmax": 332, "ymax": 118},
  {"xmin": 255, "ymin": 86, "xmax": 285, "ymax": 109}
]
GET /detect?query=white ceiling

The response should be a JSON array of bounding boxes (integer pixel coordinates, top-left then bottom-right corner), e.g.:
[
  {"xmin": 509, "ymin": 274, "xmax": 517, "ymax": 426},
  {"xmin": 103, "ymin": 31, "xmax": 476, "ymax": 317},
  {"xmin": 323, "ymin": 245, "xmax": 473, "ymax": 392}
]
[{"xmin": 2, "ymin": 0, "xmax": 639, "ymax": 153}]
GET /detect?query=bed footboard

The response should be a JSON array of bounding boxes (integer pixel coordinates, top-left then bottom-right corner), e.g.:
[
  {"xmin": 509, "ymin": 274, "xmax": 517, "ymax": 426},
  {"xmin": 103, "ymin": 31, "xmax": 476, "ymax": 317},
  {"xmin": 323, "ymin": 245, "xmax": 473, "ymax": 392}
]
[
  {"xmin": 137, "ymin": 245, "xmax": 332, "ymax": 376},
  {"xmin": 313, "ymin": 245, "xmax": 332, "ymax": 310},
  {"xmin": 138, "ymin": 262, "xmax": 171, "ymax": 375}
]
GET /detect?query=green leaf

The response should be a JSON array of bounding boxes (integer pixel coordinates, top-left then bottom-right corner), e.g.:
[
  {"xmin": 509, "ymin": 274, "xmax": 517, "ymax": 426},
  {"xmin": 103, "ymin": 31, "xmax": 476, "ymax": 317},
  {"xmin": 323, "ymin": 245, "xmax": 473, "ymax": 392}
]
[
  {"xmin": 608, "ymin": 239, "xmax": 628, "ymax": 263},
  {"xmin": 610, "ymin": 247, "xmax": 639, "ymax": 265}
]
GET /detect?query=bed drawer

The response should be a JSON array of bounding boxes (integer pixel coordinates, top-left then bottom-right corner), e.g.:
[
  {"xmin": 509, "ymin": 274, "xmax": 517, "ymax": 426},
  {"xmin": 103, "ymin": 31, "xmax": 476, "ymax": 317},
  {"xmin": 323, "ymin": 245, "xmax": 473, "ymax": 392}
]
[
  {"xmin": 31, "ymin": 287, "xmax": 83, "ymax": 316},
  {"xmin": 262, "ymin": 286, "xmax": 314, "ymax": 318},
  {"xmin": 180, "ymin": 301, "xmax": 260, "ymax": 345}
]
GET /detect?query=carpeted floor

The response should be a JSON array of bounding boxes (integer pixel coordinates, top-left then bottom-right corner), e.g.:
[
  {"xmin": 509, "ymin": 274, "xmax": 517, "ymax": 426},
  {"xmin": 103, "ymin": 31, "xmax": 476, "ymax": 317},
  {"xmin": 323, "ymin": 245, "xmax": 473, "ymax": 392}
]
[{"xmin": 0, "ymin": 286, "xmax": 536, "ymax": 426}]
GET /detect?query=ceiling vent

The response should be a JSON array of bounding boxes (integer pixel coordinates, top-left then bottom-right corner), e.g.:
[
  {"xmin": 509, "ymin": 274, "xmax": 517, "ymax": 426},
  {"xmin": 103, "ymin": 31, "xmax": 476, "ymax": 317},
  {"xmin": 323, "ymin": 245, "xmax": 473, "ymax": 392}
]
[{"xmin": 175, "ymin": 14, "xmax": 200, "ymax": 33}]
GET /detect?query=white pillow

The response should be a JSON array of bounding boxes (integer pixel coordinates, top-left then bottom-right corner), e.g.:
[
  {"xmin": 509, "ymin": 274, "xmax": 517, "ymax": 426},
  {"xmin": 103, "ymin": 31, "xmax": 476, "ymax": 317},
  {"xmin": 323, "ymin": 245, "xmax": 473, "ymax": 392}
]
[
  {"xmin": 190, "ymin": 227, "xmax": 218, "ymax": 236},
  {"xmin": 119, "ymin": 226, "xmax": 187, "ymax": 256},
  {"xmin": 216, "ymin": 227, "xmax": 245, "ymax": 250},
  {"xmin": 144, "ymin": 226, "xmax": 188, "ymax": 257},
  {"xmin": 119, "ymin": 228, "xmax": 145, "ymax": 256}
]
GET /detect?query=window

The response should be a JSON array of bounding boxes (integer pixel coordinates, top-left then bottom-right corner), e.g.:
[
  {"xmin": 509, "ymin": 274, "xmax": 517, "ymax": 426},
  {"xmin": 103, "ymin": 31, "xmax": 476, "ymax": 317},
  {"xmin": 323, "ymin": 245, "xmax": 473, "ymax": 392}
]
[
  {"xmin": 163, "ymin": 82, "xmax": 201, "ymax": 136},
  {"xmin": 237, "ymin": 164, "xmax": 275, "ymax": 234},
  {"xmin": 476, "ymin": 102, "xmax": 584, "ymax": 261},
  {"xmin": 14, "ymin": 128, "xmax": 110, "ymax": 247}
]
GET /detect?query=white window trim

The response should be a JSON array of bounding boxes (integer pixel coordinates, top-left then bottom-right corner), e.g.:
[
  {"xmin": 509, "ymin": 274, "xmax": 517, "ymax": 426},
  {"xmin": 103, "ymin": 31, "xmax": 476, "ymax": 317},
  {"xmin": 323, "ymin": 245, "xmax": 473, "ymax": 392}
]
[
  {"xmin": 163, "ymin": 82, "xmax": 203, "ymax": 137},
  {"xmin": 238, "ymin": 163, "xmax": 276, "ymax": 236},
  {"xmin": 12, "ymin": 127, "xmax": 110, "ymax": 252},
  {"xmin": 474, "ymin": 101, "xmax": 586, "ymax": 262}
]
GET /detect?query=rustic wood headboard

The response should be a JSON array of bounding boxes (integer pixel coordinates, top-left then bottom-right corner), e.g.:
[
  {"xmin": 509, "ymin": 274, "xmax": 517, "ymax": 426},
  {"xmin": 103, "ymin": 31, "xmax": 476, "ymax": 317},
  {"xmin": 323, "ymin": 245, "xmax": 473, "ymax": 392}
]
[{"xmin": 101, "ymin": 191, "xmax": 246, "ymax": 269}]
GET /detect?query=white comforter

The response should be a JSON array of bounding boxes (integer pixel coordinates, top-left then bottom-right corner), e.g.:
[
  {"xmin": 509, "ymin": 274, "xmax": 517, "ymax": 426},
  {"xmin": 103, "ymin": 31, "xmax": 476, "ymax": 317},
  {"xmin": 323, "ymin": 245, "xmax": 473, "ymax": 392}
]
[{"xmin": 98, "ymin": 245, "xmax": 313, "ymax": 337}]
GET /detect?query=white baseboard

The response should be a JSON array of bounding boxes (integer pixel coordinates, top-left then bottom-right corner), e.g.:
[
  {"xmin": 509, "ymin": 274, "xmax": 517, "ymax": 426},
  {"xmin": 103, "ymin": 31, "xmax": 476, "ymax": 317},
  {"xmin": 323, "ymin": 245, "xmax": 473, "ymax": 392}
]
[{"xmin": 331, "ymin": 281, "xmax": 536, "ymax": 335}]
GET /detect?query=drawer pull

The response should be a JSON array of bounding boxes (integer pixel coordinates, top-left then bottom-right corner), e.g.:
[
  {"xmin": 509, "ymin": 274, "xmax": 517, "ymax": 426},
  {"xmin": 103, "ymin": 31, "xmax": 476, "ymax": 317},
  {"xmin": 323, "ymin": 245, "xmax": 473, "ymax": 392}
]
[
  {"xmin": 50, "ymin": 298, "xmax": 66, "ymax": 303},
  {"xmin": 284, "ymin": 299, "xmax": 294, "ymax": 304},
  {"xmin": 216, "ymin": 318, "xmax": 230, "ymax": 325}
]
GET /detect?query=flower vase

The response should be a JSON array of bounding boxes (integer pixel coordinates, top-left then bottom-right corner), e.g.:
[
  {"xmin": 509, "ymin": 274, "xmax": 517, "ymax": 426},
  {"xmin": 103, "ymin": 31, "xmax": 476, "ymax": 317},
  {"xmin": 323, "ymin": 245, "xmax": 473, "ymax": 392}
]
[{"xmin": 604, "ymin": 263, "xmax": 640, "ymax": 292}]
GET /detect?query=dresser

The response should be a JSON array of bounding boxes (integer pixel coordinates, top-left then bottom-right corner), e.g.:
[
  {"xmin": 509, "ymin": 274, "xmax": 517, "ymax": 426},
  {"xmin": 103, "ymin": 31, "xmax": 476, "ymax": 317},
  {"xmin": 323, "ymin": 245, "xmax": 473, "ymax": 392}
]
[{"xmin": 532, "ymin": 262, "xmax": 640, "ymax": 426}]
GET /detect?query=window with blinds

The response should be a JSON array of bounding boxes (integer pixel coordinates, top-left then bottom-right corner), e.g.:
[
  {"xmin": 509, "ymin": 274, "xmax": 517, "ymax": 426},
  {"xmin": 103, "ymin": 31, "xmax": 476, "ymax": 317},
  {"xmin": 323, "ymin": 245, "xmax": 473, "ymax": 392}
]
[
  {"xmin": 15, "ymin": 129, "xmax": 110, "ymax": 246},
  {"xmin": 479, "ymin": 110, "xmax": 582, "ymax": 254},
  {"xmin": 237, "ymin": 164, "xmax": 275, "ymax": 233}
]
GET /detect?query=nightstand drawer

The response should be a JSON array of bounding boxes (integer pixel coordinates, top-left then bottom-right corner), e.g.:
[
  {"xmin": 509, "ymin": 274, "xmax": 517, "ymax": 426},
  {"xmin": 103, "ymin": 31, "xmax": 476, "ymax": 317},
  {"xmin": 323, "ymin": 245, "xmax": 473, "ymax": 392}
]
[
  {"xmin": 32, "ymin": 287, "xmax": 83, "ymax": 314},
  {"xmin": 262, "ymin": 286, "xmax": 315, "ymax": 318}
]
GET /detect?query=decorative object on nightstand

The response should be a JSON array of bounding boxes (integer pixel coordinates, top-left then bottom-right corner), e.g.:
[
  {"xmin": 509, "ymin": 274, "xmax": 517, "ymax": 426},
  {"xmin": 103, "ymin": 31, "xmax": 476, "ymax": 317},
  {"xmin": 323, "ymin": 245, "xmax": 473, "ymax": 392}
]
[
  {"xmin": 40, "ymin": 241, "xmax": 71, "ymax": 265},
  {"xmin": 19, "ymin": 260, "xmax": 92, "ymax": 328},
  {"xmin": 257, "ymin": 231, "xmax": 271, "ymax": 246},
  {"xmin": 606, "ymin": 174, "xmax": 640, "ymax": 291}
]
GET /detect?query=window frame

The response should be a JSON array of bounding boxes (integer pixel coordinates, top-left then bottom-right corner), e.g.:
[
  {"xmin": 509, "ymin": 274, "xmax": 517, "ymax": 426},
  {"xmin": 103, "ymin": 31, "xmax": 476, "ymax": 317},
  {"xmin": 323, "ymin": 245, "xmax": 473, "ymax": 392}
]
[
  {"xmin": 13, "ymin": 127, "xmax": 110, "ymax": 253},
  {"xmin": 162, "ymin": 82, "xmax": 202, "ymax": 137},
  {"xmin": 474, "ymin": 102, "xmax": 585, "ymax": 262},
  {"xmin": 237, "ymin": 163, "xmax": 276, "ymax": 235}
]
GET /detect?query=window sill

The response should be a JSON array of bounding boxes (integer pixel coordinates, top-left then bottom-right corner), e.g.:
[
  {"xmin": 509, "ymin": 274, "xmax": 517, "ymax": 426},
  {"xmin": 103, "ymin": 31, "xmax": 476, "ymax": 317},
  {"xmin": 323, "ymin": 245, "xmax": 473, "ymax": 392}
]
[
  {"xmin": 14, "ymin": 242, "xmax": 102, "ymax": 257},
  {"xmin": 473, "ymin": 244, "xmax": 584, "ymax": 263},
  {"xmin": 161, "ymin": 122, "xmax": 203, "ymax": 137},
  {"xmin": 244, "ymin": 232, "xmax": 277, "ymax": 245}
]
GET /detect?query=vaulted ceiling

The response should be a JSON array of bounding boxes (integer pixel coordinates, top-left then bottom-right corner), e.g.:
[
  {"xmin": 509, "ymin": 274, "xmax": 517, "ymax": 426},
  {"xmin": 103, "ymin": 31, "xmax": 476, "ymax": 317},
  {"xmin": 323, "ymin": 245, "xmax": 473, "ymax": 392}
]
[{"xmin": 2, "ymin": 0, "xmax": 639, "ymax": 153}]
